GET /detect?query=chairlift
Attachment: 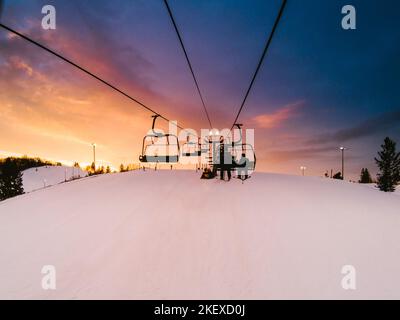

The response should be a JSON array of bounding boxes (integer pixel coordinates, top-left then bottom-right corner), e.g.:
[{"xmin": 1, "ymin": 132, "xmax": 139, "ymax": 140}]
[
  {"xmin": 233, "ymin": 144, "xmax": 256, "ymax": 171},
  {"xmin": 181, "ymin": 136, "xmax": 202, "ymax": 157},
  {"xmin": 139, "ymin": 115, "xmax": 180, "ymax": 163},
  {"xmin": 231, "ymin": 123, "xmax": 256, "ymax": 173}
]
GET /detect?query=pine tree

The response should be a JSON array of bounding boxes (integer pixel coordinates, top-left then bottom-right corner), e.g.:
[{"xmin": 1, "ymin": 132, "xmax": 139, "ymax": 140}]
[
  {"xmin": 359, "ymin": 168, "xmax": 373, "ymax": 184},
  {"xmin": 375, "ymin": 137, "xmax": 400, "ymax": 192},
  {"xmin": 0, "ymin": 158, "xmax": 24, "ymax": 201}
]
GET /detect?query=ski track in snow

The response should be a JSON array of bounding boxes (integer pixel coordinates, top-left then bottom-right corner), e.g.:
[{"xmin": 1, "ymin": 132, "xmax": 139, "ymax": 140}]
[{"xmin": 0, "ymin": 170, "xmax": 400, "ymax": 299}]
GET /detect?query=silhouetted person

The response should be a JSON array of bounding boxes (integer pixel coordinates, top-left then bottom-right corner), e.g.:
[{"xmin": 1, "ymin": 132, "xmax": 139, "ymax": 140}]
[
  {"xmin": 219, "ymin": 143, "xmax": 233, "ymax": 181},
  {"xmin": 236, "ymin": 153, "xmax": 249, "ymax": 180}
]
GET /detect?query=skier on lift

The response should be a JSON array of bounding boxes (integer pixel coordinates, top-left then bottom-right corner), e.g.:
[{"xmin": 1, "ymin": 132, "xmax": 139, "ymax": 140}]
[{"xmin": 236, "ymin": 153, "xmax": 250, "ymax": 180}]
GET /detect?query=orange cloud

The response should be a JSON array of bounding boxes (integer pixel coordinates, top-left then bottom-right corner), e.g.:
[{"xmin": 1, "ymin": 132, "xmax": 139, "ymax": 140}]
[
  {"xmin": 9, "ymin": 56, "xmax": 34, "ymax": 76},
  {"xmin": 252, "ymin": 101, "xmax": 304, "ymax": 129}
]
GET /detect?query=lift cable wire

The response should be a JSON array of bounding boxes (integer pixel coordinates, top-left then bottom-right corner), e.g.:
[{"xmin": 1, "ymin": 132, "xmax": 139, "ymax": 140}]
[
  {"xmin": 230, "ymin": 0, "xmax": 287, "ymax": 130},
  {"xmin": 163, "ymin": 0, "xmax": 213, "ymax": 129},
  {"xmin": 0, "ymin": 22, "xmax": 186, "ymax": 130}
]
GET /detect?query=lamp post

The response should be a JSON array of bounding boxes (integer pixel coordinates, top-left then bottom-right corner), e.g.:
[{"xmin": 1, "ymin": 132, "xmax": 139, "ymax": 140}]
[
  {"xmin": 300, "ymin": 166, "xmax": 307, "ymax": 176},
  {"xmin": 92, "ymin": 143, "xmax": 96, "ymax": 170},
  {"xmin": 340, "ymin": 147, "xmax": 346, "ymax": 180}
]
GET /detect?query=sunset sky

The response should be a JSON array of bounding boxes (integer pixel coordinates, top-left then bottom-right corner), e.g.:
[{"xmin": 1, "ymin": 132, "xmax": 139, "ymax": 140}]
[{"xmin": 1, "ymin": 0, "xmax": 399, "ymax": 180}]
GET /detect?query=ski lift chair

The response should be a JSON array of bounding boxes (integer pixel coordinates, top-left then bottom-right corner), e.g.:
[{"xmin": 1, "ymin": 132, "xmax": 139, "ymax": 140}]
[
  {"xmin": 181, "ymin": 136, "xmax": 202, "ymax": 157},
  {"xmin": 139, "ymin": 115, "xmax": 180, "ymax": 163},
  {"xmin": 233, "ymin": 144, "xmax": 256, "ymax": 170},
  {"xmin": 231, "ymin": 124, "xmax": 257, "ymax": 178}
]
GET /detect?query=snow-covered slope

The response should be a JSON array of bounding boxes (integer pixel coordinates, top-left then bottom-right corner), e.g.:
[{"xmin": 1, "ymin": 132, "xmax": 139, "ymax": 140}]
[
  {"xmin": 0, "ymin": 170, "xmax": 400, "ymax": 299},
  {"xmin": 22, "ymin": 166, "xmax": 87, "ymax": 193}
]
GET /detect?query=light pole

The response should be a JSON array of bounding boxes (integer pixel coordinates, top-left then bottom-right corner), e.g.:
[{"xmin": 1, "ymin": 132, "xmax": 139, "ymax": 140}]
[
  {"xmin": 92, "ymin": 143, "xmax": 96, "ymax": 170},
  {"xmin": 340, "ymin": 147, "xmax": 346, "ymax": 180},
  {"xmin": 300, "ymin": 166, "xmax": 307, "ymax": 176}
]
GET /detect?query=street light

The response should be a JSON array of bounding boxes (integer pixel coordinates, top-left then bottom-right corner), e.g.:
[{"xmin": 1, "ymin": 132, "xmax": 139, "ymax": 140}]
[
  {"xmin": 340, "ymin": 147, "xmax": 346, "ymax": 180},
  {"xmin": 300, "ymin": 166, "xmax": 307, "ymax": 176},
  {"xmin": 92, "ymin": 143, "xmax": 96, "ymax": 170}
]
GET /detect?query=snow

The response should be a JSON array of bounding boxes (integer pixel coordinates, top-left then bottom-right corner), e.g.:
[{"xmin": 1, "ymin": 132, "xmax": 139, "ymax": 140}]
[
  {"xmin": 0, "ymin": 170, "xmax": 400, "ymax": 299},
  {"xmin": 22, "ymin": 166, "xmax": 87, "ymax": 193},
  {"xmin": 360, "ymin": 183, "xmax": 400, "ymax": 196}
]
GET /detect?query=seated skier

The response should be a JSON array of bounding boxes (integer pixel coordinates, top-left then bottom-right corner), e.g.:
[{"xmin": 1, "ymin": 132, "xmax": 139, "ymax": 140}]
[{"xmin": 236, "ymin": 153, "xmax": 249, "ymax": 180}]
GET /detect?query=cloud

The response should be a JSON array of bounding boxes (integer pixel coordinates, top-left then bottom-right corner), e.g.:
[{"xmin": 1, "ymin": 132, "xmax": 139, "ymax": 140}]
[
  {"xmin": 0, "ymin": 4, "xmax": 158, "ymax": 102},
  {"xmin": 308, "ymin": 110, "xmax": 400, "ymax": 145},
  {"xmin": 0, "ymin": 8, "xmax": 163, "ymax": 134},
  {"xmin": 9, "ymin": 56, "xmax": 33, "ymax": 76},
  {"xmin": 252, "ymin": 101, "xmax": 304, "ymax": 129}
]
